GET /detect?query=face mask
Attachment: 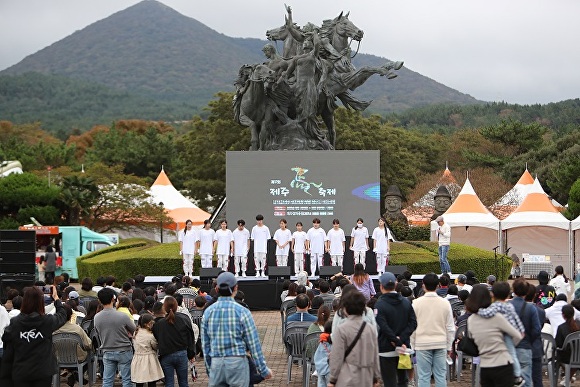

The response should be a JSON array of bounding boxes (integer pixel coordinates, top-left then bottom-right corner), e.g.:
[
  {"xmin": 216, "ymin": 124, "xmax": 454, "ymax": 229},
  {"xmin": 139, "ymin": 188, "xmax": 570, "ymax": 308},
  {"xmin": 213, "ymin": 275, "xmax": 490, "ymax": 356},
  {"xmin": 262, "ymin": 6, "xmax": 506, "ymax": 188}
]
[{"xmin": 357, "ymin": 223, "xmax": 363, "ymax": 228}]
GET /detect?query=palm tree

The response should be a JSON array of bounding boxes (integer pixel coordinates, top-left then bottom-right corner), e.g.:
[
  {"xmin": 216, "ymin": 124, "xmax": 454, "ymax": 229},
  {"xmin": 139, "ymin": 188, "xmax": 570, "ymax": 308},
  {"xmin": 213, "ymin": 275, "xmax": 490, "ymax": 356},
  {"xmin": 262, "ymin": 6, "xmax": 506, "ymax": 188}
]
[{"xmin": 59, "ymin": 175, "xmax": 100, "ymax": 225}]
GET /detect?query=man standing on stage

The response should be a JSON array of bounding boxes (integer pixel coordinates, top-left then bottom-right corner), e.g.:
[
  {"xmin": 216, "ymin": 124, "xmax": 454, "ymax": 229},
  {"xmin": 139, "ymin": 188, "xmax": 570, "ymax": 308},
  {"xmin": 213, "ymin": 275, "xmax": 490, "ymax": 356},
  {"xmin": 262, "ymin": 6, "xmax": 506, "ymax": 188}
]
[
  {"xmin": 435, "ymin": 216, "xmax": 451, "ymax": 274},
  {"xmin": 202, "ymin": 272, "xmax": 273, "ymax": 386},
  {"xmin": 306, "ymin": 218, "xmax": 326, "ymax": 276},
  {"xmin": 251, "ymin": 214, "xmax": 271, "ymax": 277}
]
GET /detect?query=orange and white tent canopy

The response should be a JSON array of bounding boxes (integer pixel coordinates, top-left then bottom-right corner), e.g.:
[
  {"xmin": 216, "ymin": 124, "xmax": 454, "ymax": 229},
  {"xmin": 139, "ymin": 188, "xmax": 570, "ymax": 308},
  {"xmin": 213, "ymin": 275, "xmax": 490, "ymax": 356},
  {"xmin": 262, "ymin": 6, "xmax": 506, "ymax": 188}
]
[
  {"xmin": 149, "ymin": 169, "xmax": 210, "ymax": 228},
  {"xmin": 440, "ymin": 177, "xmax": 499, "ymax": 230},
  {"xmin": 502, "ymin": 178, "xmax": 569, "ymax": 230}
]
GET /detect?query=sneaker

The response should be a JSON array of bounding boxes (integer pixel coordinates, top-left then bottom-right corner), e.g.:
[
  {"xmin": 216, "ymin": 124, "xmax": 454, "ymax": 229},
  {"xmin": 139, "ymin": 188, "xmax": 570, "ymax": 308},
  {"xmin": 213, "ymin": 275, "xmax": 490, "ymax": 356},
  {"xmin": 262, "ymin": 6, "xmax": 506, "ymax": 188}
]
[
  {"xmin": 515, "ymin": 376, "xmax": 525, "ymax": 387},
  {"xmin": 560, "ymin": 376, "xmax": 577, "ymax": 386},
  {"xmin": 234, "ymin": 273, "xmax": 239, "ymax": 277},
  {"xmin": 407, "ymin": 380, "xmax": 416, "ymax": 387},
  {"xmin": 255, "ymin": 272, "xmax": 260, "ymax": 277},
  {"xmin": 242, "ymin": 272, "xmax": 247, "ymax": 277}
]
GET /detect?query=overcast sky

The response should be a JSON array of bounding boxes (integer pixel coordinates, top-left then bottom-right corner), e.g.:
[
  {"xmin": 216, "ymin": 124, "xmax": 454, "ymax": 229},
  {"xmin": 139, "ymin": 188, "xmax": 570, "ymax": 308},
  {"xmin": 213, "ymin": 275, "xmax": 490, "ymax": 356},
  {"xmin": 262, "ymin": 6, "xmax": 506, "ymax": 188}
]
[{"xmin": 1, "ymin": 0, "xmax": 578, "ymax": 104}]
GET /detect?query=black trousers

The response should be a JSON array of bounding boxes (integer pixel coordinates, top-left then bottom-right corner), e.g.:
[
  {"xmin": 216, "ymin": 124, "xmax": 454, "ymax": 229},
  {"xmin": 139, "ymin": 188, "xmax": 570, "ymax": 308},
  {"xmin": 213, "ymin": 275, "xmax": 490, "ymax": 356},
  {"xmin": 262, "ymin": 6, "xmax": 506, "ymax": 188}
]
[
  {"xmin": 379, "ymin": 356, "xmax": 408, "ymax": 387},
  {"xmin": 480, "ymin": 364, "xmax": 514, "ymax": 387},
  {"xmin": 13, "ymin": 377, "xmax": 53, "ymax": 387}
]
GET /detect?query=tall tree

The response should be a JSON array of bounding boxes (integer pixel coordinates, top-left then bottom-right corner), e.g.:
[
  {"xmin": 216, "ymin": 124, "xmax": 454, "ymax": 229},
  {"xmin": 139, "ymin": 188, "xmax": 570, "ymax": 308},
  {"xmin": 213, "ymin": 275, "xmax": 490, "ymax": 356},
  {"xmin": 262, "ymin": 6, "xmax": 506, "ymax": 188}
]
[{"xmin": 59, "ymin": 175, "xmax": 100, "ymax": 225}]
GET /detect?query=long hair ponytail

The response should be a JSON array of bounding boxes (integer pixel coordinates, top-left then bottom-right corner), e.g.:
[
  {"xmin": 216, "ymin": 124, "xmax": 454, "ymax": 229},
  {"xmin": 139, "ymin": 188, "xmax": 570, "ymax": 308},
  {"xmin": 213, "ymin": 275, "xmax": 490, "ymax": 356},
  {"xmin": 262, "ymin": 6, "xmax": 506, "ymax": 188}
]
[{"xmin": 163, "ymin": 296, "xmax": 178, "ymax": 325}]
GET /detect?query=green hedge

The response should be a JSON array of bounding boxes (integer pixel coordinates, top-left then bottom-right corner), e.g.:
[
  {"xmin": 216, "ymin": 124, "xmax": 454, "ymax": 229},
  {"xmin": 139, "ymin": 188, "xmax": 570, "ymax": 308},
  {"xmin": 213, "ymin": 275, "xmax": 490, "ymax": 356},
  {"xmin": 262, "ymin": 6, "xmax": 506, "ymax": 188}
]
[
  {"xmin": 77, "ymin": 238, "xmax": 511, "ymax": 283},
  {"xmin": 392, "ymin": 241, "xmax": 512, "ymax": 281}
]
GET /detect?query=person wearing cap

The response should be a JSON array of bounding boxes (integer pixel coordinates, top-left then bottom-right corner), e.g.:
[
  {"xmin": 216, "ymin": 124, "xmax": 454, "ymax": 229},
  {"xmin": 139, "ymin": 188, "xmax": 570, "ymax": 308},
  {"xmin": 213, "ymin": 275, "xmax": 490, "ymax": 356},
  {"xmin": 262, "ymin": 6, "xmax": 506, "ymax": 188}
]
[
  {"xmin": 486, "ymin": 275, "xmax": 496, "ymax": 291},
  {"xmin": 533, "ymin": 270, "xmax": 556, "ymax": 309},
  {"xmin": 375, "ymin": 272, "xmax": 417, "ymax": 386},
  {"xmin": 435, "ymin": 216, "xmax": 451, "ymax": 275},
  {"xmin": 201, "ymin": 272, "xmax": 272, "ymax": 385},
  {"xmin": 411, "ymin": 273, "xmax": 455, "ymax": 387}
]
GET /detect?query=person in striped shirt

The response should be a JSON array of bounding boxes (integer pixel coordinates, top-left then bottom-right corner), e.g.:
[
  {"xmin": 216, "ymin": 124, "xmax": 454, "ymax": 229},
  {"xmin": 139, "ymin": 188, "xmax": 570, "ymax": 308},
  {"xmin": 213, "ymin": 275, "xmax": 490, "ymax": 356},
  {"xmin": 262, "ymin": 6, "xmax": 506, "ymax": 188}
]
[{"xmin": 201, "ymin": 272, "xmax": 273, "ymax": 386}]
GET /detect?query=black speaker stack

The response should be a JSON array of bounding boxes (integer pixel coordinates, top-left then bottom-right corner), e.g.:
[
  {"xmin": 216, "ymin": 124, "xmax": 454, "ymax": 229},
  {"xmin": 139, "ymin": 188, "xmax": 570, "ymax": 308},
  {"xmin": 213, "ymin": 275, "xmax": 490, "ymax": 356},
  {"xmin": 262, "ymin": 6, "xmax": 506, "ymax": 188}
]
[{"xmin": 0, "ymin": 230, "xmax": 36, "ymax": 302}]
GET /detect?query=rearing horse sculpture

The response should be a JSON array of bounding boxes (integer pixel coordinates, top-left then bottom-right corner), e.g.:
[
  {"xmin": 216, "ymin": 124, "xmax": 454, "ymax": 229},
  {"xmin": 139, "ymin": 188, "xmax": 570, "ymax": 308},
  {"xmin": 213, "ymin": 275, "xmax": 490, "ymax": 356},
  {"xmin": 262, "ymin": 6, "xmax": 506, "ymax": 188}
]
[{"xmin": 233, "ymin": 64, "xmax": 277, "ymax": 151}]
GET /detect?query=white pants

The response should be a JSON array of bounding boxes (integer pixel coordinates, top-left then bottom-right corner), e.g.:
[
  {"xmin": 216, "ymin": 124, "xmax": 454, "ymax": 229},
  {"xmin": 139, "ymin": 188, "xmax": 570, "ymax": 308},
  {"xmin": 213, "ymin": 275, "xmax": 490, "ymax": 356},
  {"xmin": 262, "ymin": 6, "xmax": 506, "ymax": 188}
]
[
  {"xmin": 276, "ymin": 254, "xmax": 288, "ymax": 267},
  {"xmin": 217, "ymin": 254, "xmax": 229, "ymax": 271},
  {"xmin": 331, "ymin": 255, "xmax": 343, "ymax": 270},
  {"xmin": 294, "ymin": 253, "xmax": 304, "ymax": 275},
  {"xmin": 254, "ymin": 252, "xmax": 267, "ymax": 273},
  {"xmin": 200, "ymin": 254, "xmax": 213, "ymax": 268},
  {"xmin": 353, "ymin": 250, "xmax": 366, "ymax": 268},
  {"xmin": 310, "ymin": 253, "xmax": 323, "ymax": 276},
  {"xmin": 183, "ymin": 253, "xmax": 195, "ymax": 275},
  {"xmin": 376, "ymin": 253, "xmax": 389, "ymax": 274},
  {"xmin": 234, "ymin": 255, "xmax": 248, "ymax": 274}
]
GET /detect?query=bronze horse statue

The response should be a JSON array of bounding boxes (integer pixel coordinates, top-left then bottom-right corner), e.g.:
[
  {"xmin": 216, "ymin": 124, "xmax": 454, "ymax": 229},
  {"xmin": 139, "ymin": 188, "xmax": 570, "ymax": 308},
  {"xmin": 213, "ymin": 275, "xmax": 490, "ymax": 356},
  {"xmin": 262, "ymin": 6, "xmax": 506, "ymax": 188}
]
[{"xmin": 233, "ymin": 64, "xmax": 277, "ymax": 151}]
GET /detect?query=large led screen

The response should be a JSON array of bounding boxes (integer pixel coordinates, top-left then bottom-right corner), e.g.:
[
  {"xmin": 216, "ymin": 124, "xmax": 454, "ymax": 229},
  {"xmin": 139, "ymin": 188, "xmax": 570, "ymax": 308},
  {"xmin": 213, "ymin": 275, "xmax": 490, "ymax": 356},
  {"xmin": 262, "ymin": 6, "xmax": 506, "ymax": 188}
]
[{"xmin": 226, "ymin": 150, "xmax": 380, "ymax": 231}]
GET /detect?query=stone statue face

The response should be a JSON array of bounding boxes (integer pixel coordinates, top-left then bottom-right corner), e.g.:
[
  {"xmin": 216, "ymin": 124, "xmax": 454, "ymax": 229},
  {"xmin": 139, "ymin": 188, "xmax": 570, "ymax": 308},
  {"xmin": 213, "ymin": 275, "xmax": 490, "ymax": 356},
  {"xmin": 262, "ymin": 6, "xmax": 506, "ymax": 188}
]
[
  {"xmin": 385, "ymin": 195, "xmax": 402, "ymax": 213},
  {"xmin": 434, "ymin": 196, "xmax": 452, "ymax": 213},
  {"xmin": 303, "ymin": 40, "xmax": 314, "ymax": 52}
]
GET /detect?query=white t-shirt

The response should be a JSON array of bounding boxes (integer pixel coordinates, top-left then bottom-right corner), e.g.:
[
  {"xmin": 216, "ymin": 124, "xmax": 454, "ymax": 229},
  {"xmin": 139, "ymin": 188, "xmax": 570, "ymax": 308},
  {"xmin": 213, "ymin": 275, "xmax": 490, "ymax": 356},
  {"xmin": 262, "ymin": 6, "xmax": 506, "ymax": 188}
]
[
  {"xmin": 292, "ymin": 231, "xmax": 307, "ymax": 254},
  {"xmin": 214, "ymin": 229, "xmax": 233, "ymax": 255},
  {"xmin": 372, "ymin": 226, "xmax": 392, "ymax": 254},
  {"xmin": 251, "ymin": 225, "xmax": 271, "ymax": 253},
  {"xmin": 198, "ymin": 228, "xmax": 216, "ymax": 255},
  {"xmin": 232, "ymin": 228, "xmax": 250, "ymax": 257},
  {"xmin": 178, "ymin": 228, "xmax": 198, "ymax": 254},
  {"xmin": 274, "ymin": 228, "xmax": 292, "ymax": 256},
  {"xmin": 326, "ymin": 228, "xmax": 346, "ymax": 255},
  {"xmin": 307, "ymin": 227, "xmax": 327, "ymax": 255},
  {"xmin": 351, "ymin": 226, "xmax": 369, "ymax": 251}
]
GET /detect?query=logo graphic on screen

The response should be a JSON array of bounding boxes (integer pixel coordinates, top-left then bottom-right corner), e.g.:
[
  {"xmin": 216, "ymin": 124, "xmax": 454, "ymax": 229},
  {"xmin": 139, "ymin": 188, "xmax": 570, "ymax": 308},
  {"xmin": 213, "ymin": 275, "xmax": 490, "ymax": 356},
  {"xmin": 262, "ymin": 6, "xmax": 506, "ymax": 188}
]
[
  {"xmin": 351, "ymin": 182, "xmax": 380, "ymax": 202},
  {"xmin": 284, "ymin": 166, "xmax": 336, "ymax": 197}
]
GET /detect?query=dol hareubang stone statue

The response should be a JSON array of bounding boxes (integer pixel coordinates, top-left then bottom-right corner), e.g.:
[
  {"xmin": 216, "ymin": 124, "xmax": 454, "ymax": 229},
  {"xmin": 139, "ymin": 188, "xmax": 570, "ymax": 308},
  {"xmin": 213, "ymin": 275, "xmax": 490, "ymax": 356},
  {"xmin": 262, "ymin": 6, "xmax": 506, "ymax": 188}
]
[
  {"xmin": 431, "ymin": 185, "xmax": 453, "ymax": 220},
  {"xmin": 234, "ymin": 5, "xmax": 403, "ymax": 151},
  {"xmin": 383, "ymin": 185, "xmax": 408, "ymax": 223}
]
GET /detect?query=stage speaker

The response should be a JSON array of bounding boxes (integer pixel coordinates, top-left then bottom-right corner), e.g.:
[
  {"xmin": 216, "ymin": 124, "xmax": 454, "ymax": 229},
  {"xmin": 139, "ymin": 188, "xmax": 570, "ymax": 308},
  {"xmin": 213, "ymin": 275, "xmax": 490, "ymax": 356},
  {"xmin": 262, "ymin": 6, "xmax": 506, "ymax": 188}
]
[
  {"xmin": 199, "ymin": 267, "xmax": 222, "ymax": 280},
  {"xmin": 268, "ymin": 266, "xmax": 291, "ymax": 279},
  {"xmin": 0, "ymin": 230, "xmax": 36, "ymax": 275},
  {"xmin": 387, "ymin": 265, "xmax": 408, "ymax": 276},
  {"xmin": 319, "ymin": 266, "xmax": 341, "ymax": 277},
  {"xmin": 0, "ymin": 274, "xmax": 35, "ymax": 303}
]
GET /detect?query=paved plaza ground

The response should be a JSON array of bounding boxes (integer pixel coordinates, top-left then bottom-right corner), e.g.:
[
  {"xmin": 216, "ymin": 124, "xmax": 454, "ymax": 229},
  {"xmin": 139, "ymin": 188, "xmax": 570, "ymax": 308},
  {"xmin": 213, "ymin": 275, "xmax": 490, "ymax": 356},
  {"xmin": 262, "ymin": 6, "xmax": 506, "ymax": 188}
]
[{"xmin": 62, "ymin": 310, "xmax": 480, "ymax": 387}]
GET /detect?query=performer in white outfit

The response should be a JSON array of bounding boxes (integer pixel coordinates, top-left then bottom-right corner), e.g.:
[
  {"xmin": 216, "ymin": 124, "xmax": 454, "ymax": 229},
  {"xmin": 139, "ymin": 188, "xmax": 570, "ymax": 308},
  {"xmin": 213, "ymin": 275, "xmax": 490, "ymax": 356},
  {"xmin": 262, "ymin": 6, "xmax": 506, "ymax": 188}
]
[
  {"xmin": 178, "ymin": 219, "xmax": 198, "ymax": 277},
  {"xmin": 372, "ymin": 217, "xmax": 393, "ymax": 275},
  {"xmin": 306, "ymin": 218, "xmax": 326, "ymax": 276},
  {"xmin": 214, "ymin": 219, "xmax": 233, "ymax": 272},
  {"xmin": 325, "ymin": 219, "xmax": 345, "ymax": 270},
  {"xmin": 350, "ymin": 218, "xmax": 369, "ymax": 269},
  {"xmin": 273, "ymin": 219, "xmax": 292, "ymax": 267},
  {"xmin": 232, "ymin": 219, "xmax": 250, "ymax": 277},
  {"xmin": 197, "ymin": 219, "xmax": 215, "ymax": 268},
  {"xmin": 251, "ymin": 214, "xmax": 271, "ymax": 277},
  {"xmin": 291, "ymin": 222, "xmax": 307, "ymax": 275}
]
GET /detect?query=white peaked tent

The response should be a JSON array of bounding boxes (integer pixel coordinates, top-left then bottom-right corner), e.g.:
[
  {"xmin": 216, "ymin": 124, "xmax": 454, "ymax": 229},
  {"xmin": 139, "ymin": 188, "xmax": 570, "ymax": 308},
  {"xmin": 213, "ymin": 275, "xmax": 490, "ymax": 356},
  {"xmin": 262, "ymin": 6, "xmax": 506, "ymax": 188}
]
[
  {"xmin": 502, "ymin": 178, "xmax": 571, "ymax": 272},
  {"xmin": 149, "ymin": 169, "xmax": 211, "ymax": 229},
  {"xmin": 494, "ymin": 168, "xmax": 564, "ymax": 219},
  {"xmin": 431, "ymin": 177, "xmax": 500, "ymax": 251}
]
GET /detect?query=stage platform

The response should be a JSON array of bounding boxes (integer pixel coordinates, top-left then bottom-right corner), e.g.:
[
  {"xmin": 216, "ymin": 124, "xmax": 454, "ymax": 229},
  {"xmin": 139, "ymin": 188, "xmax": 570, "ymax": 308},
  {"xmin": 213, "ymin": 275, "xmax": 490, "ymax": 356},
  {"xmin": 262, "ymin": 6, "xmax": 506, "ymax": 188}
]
[{"xmin": 143, "ymin": 270, "xmax": 457, "ymax": 311}]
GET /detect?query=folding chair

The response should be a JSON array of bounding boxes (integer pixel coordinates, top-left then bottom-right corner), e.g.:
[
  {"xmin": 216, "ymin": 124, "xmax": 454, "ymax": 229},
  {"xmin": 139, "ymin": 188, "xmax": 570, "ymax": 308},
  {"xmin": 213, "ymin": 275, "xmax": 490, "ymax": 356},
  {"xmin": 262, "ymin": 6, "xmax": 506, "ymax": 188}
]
[
  {"xmin": 302, "ymin": 331, "xmax": 322, "ymax": 386},
  {"xmin": 52, "ymin": 332, "xmax": 94, "ymax": 387},
  {"xmin": 542, "ymin": 332, "xmax": 557, "ymax": 387},
  {"xmin": 559, "ymin": 331, "xmax": 580, "ymax": 387},
  {"xmin": 284, "ymin": 325, "xmax": 308, "ymax": 383}
]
